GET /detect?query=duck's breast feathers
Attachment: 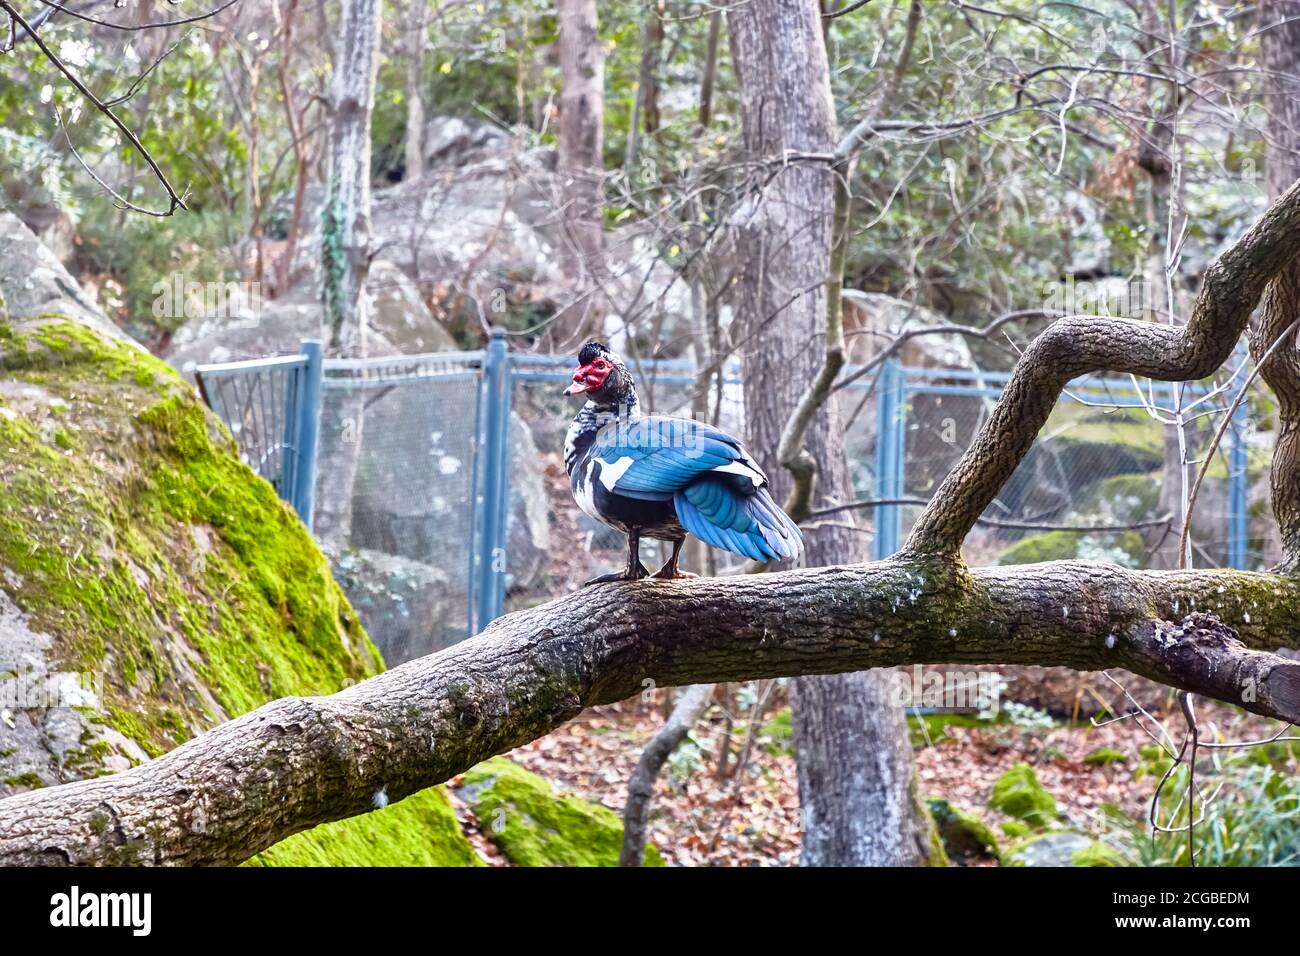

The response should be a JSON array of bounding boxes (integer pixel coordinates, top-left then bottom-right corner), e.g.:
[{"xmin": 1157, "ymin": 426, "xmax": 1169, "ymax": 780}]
[{"xmin": 590, "ymin": 416, "xmax": 769, "ymax": 497}]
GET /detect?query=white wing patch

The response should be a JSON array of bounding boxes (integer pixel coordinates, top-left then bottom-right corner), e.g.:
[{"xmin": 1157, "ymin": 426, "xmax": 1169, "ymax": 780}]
[
  {"xmin": 712, "ymin": 460, "xmax": 765, "ymax": 487},
  {"xmin": 575, "ymin": 459, "xmax": 602, "ymax": 522},
  {"xmin": 597, "ymin": 455, "xmax": 636, "ymax": 491}
]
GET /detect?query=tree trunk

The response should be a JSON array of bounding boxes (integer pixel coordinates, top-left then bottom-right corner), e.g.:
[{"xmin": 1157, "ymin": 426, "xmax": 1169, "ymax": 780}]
[
  {"xmin": 625, "ymin": 1, "xmax": 664, "ymax": 172},
  {"xmin": 726, "ymin": 0, "xmax": 938, "ymax": 867},
  {"xmin": 315, "ymin": 0, "xmax": 383, "ymax": 545},
  {"xmin": 554, "ymin": 0, "xmax": 606, "ymax": 344},
  {"xmin": 697, "ymin": 11, "xmax": 721, "ymax": 131},
  {"xmin": 1256, "ymin": 0, "xmax": 1300, "ymax": 572},
  {"xmin": 404, "ymin": 0, "xmax": 427, "ymax": 181}
]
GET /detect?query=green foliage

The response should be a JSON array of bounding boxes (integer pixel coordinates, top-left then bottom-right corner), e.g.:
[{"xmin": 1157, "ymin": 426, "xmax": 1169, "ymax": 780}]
[
  {"xmin": 988, "ymin": 763, "xmax": 1060, "ymax": 827},
  {"xmin": 1103, "ymin": 745, "xmax": 1300, "ymax": 867},
  {"xmin": 457, "ymin": 757, "xmax": 664, "ymax": 867},
  {"xmin": 762, "ymin": 707, "xmax": 795, "ymax": 755},
  {"xmin": 73, "ymin": 204, "xmax": 242, "ymax": 343}
]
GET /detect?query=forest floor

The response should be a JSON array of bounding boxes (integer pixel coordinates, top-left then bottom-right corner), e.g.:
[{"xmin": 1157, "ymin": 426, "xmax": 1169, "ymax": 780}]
[{"xmin": 447, "ymin": 676, "xmax": 1262, "ymax": 866}]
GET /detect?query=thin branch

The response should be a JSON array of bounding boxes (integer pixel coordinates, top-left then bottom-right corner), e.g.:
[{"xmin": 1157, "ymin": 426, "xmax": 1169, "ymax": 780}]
[{"xmin": 1, "ymin": 0, "xmax": 189, "ymax": 216}]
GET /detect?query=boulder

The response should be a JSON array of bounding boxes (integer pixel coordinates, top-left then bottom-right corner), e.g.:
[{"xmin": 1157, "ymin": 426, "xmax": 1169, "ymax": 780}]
[
  {"xmin": 454, "ymin": 757, "xmax": 664, "ymax": 867},
  {"xmin": 1003, "ymin": 832, "xmax": 1124, "ymax": 867},
  {"xmin": 325, "ymin": 547, "xmax": 462, "ymax": 666},
  {"xmin": 0, "ymin": 212, "xmax": 120, "ymax": 341},
  {"xmin": 505, "ymin": 415, "xmax": 552, "ymax": 595},
  {"xmin": 423, "ymin": 115, "xmax": 510, "ymax": 166},
  {"xmin": 0, "ymin": 212, "xmax": 484, "ymax": 865},
  {"xmin": 163, "ymin": 260, "xmax": 453, "ymax": 373}
]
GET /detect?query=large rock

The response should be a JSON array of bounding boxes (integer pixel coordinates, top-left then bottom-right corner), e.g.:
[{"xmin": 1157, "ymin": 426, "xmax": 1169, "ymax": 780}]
[
  {"xmin": 259, "ymin": 116, "xmax": 691, "ymax": 343},
  {"xmin": 422, "ymin": 115, "xmax": 510, "ymax": 166},
  {"xmin": 325, "ymin": 546, "xmax": 461, "ymax": 666},
  {"xmin": 505, "ymin": 415, "xmax": 552, "ymax": 594},
  {"xmin": 0, "ymin": 213, "xmax": 482, "ymax": 865},
  {"xmin": 0, "ymin": 212, "xmax": 120, "ymax": 342},
  {"xmin": 164, "ymin": 260, "xmax": 455, "ymax": 371},
  {"xmin": 338, "ymin": 395, "xmax": 551, "ymax": 604}
]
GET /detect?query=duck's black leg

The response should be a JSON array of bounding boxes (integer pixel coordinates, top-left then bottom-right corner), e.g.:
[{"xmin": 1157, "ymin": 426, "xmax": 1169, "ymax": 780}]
[
  {"xmin": 652, "ymin": 537, "xmax": 697, "ymax": 580},
  {"xmin": 584, "ymin": 531, "xmax": 650, "ymax": 585}
]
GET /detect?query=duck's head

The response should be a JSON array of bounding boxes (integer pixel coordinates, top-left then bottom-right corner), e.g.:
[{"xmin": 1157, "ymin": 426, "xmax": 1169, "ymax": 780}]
[{"xmin": 564, "ymin": 341, "xmax": 635, "ymax": 407}]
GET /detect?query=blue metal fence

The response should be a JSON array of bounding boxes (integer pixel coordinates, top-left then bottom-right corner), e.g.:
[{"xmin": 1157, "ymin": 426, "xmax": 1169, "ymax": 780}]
[
  {"xmin": 196, "ymin": 339, "xmax": 1256, "ymax": 642},
  {"xmin": 195, "ymin": 346, "xmax": 322, "ymax": 528}
]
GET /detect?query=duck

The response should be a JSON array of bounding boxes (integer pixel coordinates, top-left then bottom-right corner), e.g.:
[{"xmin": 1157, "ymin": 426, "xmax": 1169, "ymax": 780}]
[{"xmin": 562, "ymin": 341, "xmax": 804, "ymax": 583}]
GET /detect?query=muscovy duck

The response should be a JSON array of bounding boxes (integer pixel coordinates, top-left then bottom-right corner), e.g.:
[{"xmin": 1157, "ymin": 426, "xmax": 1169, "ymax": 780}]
[{"xmin": 563, "ymin": 341, "xmax": 804, "ymax": 583}]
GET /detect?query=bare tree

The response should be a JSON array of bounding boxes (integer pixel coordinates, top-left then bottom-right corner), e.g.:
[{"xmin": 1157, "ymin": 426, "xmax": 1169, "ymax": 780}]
[
  {"xmin": 553, "ymin": 0, "xmax": 607, "ymax": 344},
  {"xmin": 404, "ymin": 0, "xmax": 429, "ymax": 181},
  {"xmin": 727, "ymin": 0, "xmax": 936, "ymax": 867},
  {"xmin": 314, "ymin": 0, "xmax": 383, "ymax": 544}
]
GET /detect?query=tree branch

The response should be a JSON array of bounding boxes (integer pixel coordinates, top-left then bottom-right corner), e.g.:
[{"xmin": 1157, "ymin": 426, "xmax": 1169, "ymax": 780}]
[
  {"xmin": 906, "ymin": 174, "xmax": 1300, "ymax": 555},
  {"xmin": 619, "ymin": 683, "xmax": 713, "ymax": 867},
  {"xmin": 2, "ymin": 558, "xmax": 1300, "ymax": 866}
]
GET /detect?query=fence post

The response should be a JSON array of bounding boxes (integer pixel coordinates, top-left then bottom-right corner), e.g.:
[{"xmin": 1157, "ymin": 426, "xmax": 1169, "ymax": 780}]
[
  {"xmin": 1227, "ymin": 399, "xmax": 1249, "ymax": 570},
  {"xmin": 873, "ymin": 359, "xmax": 905, "ymax": 560},
  {"xmin": 475, "ymin": 328, "xmax": 512, "ymax": 631},
  {"xmin": 293, "ymin": 340, "xmax": 323, "ymax": 531}
]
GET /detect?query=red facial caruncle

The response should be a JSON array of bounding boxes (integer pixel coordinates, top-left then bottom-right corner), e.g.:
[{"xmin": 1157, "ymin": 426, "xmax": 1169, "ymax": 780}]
[{"xmin": 563, "ymin": 356, "xmax": 613, "ymax": 395}]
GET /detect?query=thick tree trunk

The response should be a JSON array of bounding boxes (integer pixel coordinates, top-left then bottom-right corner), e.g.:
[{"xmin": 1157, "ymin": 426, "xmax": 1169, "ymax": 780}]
[
  {"xmin": 315, "ymin": 0, "xmax": 383, "ymax": 544},
  {"xmin": 1256, "ymin": 0, "xmax": 1300, "ymax": 571},
  {"xmin": 726, "ymin": 0, "xmax": 937, "ymax": 867},
  {"xmin": 554, "ymin": 0, "xmax": 607, "ymax": 344},
  {"xmin": 625, "ymin": 1, "xmax": 664, "ymax": 172}
]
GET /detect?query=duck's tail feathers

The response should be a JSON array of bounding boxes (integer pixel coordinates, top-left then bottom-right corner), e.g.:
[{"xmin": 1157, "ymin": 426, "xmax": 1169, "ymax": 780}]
[{"xmin": 674, "ymin": 480, "xmax": 804, "ymax": 563}]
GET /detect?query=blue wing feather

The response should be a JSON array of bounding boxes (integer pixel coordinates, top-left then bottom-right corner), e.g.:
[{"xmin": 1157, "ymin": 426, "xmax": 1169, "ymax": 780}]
[{"xmin": 590, "ymin": 416, "xmax": 802, "ymax": 562}]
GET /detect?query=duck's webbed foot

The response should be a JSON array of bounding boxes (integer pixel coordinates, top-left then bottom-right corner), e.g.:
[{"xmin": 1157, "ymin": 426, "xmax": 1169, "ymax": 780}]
[
  {"xmin": 583, "ymin": 563, "xmax": 650, "ymax": 586},
  {"xmin": 583, "ymin": 533, "xmax": 649, "ymax": 585},
  {"xmin": 651, "ymin": 537, "xmax": 696, "ymax": 579}
]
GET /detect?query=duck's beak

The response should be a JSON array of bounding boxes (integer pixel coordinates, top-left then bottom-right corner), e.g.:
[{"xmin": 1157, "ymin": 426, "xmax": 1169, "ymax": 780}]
[{"xmin": 563, "ymin": 364, "xmax": 589, "ymax": 396}]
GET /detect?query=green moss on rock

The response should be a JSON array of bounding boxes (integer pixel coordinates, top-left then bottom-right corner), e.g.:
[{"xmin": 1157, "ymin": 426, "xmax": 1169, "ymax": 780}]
[
  {"xmin": 0, "ymin": 314, "xmax": 479, "ymax": 865},
  {"xmin": 0, "ymin": 320, "xmax": 379, "ymax": 752},
  {"xmin": 997, "ymin": 529, "xmax": 1145, "ymax": 567},
  {"xmin": 1070, "ymin": 841, "xmax": 1126, "ymax": 867},
  {"xmin": 457, "ymin": 757, "xmax": 664, "ymax": 867},
  {"xmin": 927, "ymin": 798, "xmax": 1000, "ymax": 863},
  {"xmin": 988, "ymin": 763, "xmax": 1060, "ymax": 827},
  {"xmin": 1000, "ymin": 820, "xmax": 1029, "ymax": 839},
  {"xmin": 246, "ymin": 788, "xmax": 481, "ymax": 867},
  {"xmin": 1083, "ymin": 746, "xmax": 1129, "ymax": 766}
]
